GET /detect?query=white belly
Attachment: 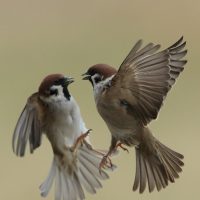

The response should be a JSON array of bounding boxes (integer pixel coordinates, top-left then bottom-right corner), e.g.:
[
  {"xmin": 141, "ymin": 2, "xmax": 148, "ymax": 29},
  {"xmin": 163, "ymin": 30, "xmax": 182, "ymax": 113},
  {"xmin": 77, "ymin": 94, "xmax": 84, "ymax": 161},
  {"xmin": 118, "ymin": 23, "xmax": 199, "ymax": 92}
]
[{"xmin": 44, "ymin": 97, "xmax": 87, "ymax": 147}]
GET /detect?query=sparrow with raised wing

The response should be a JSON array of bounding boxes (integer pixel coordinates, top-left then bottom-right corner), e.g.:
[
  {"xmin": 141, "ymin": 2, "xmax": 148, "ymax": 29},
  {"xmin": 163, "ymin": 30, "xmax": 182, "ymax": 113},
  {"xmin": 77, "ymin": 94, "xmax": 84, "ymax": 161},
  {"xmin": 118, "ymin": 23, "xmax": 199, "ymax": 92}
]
[
  {"xmin": 82, "ymin": 37, "xmax": 187, "ymax": 193},
  {"xmin": 12, "ymin": 74, "xmax": 113, "ymax": 200}
]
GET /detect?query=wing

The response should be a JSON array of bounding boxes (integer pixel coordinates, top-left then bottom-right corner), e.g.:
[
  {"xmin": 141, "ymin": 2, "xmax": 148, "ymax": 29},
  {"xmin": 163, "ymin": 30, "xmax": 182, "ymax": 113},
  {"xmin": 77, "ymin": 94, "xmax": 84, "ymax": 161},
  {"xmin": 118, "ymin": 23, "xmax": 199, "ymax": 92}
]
[
  {"xmin": 111, "ymin": 37, "xmax": 187, "ymax": 125},
  {"xmin": 12, "ymin": 93, "xmax": 42, "ymax": 156}
]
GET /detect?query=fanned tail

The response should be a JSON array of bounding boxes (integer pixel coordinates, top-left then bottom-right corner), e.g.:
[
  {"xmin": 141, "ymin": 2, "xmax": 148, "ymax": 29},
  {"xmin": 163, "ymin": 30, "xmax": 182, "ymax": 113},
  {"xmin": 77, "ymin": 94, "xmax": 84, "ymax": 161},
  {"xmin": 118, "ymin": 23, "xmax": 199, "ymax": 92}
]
[
  {"xmin": 133, "ymin": 129, "xmax": 184, "ymax": 193},
  {"xmin": 40, "ymin": 143, "xmax": 111, "ymax": 200}
]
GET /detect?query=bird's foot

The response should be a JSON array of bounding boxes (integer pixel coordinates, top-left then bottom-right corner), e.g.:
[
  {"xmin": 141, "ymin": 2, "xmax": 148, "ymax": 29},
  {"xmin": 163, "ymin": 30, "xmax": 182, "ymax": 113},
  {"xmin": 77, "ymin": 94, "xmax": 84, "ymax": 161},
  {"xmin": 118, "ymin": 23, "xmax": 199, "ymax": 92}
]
[
  {"xmin": 71, "ymin": 129, "xmax": 92, "ymax": 152},
  {"xmin": 99, "ymin": 154, "xmax": 114, "ymax": 174},
  {"xmin": 115, "ymin": 142, "xmax": 129, "ymax": 153}
]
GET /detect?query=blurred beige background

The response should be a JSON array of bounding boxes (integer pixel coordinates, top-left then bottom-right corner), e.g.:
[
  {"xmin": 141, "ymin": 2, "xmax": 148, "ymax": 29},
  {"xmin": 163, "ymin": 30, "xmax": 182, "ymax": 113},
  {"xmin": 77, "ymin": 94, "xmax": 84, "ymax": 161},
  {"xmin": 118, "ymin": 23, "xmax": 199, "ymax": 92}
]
[{"xmin": 0, "ymin": 0, "xmax": 199, "ymax": 199}]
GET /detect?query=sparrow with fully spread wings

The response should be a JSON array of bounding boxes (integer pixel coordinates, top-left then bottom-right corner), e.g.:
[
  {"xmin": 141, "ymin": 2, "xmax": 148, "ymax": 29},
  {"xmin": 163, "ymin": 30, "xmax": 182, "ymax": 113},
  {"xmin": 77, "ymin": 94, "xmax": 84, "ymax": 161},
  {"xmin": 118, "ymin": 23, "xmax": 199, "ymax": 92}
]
[
  {"xmin": 12, "ymin": 74, "xmax": 114, "ymax": 200},
  {"xmin": 82, "ymin": 37, "xmax": 187, "ymax": 193}
]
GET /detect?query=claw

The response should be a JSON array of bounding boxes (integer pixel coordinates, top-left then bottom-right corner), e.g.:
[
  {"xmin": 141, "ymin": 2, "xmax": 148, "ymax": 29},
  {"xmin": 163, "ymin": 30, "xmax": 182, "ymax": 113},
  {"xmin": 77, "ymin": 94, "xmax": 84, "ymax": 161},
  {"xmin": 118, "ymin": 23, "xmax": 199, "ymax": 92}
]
[
  {"xmin": 116, "ymin": 142, "xmax": 129, "ymax": 153},
  {"xmin": 71, "ymin": 129, "xmax": 92, "ymax": 152},
  {"xmin": 99, "ymin": 154, "xmax": 114, "ymax": 175}
]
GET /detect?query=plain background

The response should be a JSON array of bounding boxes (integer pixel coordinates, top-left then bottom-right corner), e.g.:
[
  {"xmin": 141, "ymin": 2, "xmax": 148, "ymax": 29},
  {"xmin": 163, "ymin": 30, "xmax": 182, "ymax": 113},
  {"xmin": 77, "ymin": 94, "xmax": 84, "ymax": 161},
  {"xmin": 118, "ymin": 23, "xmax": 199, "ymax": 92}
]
[{"xmin": 0, "ymin": 0, "xmax": 199, "ymax": 199}]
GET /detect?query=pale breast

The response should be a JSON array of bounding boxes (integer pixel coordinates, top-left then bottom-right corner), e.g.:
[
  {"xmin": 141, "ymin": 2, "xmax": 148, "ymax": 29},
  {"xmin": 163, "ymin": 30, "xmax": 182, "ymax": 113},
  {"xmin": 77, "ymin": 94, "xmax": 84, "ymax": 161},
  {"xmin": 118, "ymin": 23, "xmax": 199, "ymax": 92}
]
[{"xmin": 43, "ymin": 98, "xmax": 84, "ymax": 147}]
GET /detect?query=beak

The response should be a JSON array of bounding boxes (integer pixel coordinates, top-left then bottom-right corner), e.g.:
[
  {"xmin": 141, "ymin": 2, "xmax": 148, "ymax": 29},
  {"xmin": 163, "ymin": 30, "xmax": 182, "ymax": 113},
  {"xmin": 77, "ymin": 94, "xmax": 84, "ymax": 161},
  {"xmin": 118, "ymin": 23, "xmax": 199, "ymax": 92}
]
[
  {"xmin": 82, "ymin": 72, "xmax": 91, "ymax": 80},
  {"xmin": 65, "ymin": 77, "xmax": 74, "ymax": 85}
]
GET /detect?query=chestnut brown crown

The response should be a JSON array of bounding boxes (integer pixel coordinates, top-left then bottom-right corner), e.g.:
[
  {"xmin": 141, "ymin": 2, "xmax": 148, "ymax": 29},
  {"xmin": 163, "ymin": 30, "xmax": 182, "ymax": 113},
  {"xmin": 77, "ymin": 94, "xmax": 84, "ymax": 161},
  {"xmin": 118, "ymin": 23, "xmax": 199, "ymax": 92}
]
[
  {"xmin": 83, "ymin": 64, "xmax": 117, "ymax": 85},
  {"xmin": 38, "ymin": 74, "xmax": 74, "ymax": 99},
  {"xmin": 39, "ymin": 74, "xmax": 64, "ymax": 94}
]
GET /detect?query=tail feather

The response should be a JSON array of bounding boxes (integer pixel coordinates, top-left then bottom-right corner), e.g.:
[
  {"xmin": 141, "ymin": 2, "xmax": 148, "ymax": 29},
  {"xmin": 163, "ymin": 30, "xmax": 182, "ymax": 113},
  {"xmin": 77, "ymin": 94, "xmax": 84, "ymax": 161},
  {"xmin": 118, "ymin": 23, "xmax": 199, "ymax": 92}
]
[
  {"xmin": 157, "ymin": 152, "xmax": 175, "ymax": 183},
  {"xmin": 40, "ymin": 158, "xmax": 57, "ymax": 197},
  {"xmin": 78, "ymin": 166, "xmax": 97, "ymax": 194},
  {"xmin": 150, "ymin": 162, "xmax": 163, "ymax": 191},
  {"xmin": 78, "ymin": 147, "xmax": 109, "ymax": 180},
  {"xmin": 73, "ymin": 172, "xmax": 85, "ymax": 200},
  {"xmin": 133, "ymin": 137, "xmax": 184, "ymax": 193},
  {"xmin": 153, "ymin": 162, "xmax": 168, "ymax": 189},
  {"xmin": 139, "ymin": 152, "xmax": 147, "ymax": 193},
  {"xmin": 40, "ymin": 143, "xmax": 111, "ymax": 200},
  {"xmin": 54, "ymin": 168, "xmax": 62, "ymax": 200},
  {"xmin": 63, "ymin": 171, "xmax": 77, "ymax": 200},
  {"xmin": 157, "ymin": 141, "xmax": 184, "ymax": 165},
  {"xmin": 143, "ymin": 154, "xmax": 156, "ymax": 192},
  {"xmin": 60, "ymin": 172, "xmax": 68, "ymax": 200},
  {"xmin": 78, "ymin": 156, "xmax": 102, "ymax": 189},
  {"xmin": 133, "ymin": 150, "xmax": 140, "ymax": 191},
  {"xmin": 159, "ymin": 149, "xmax": 179, "ymax": 179}
]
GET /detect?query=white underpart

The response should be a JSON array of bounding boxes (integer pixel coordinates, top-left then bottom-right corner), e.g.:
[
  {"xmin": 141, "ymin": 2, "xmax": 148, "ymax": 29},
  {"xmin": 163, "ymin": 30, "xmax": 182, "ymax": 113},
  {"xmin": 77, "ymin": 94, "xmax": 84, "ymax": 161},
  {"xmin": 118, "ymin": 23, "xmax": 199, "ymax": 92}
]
[{"xmin": 49, "ymin": 96, "xmax": 88, "ymax": 147}]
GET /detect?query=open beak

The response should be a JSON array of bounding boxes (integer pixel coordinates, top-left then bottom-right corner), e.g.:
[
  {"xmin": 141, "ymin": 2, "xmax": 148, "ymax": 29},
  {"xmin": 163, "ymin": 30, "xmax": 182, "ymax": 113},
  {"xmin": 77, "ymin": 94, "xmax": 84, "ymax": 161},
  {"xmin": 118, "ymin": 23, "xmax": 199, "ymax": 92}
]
[
  {"xmin": 82, "ymin": 72, "xmax": 91, "ymax": 80},
  {"xmin": 65, "ymin": 77, "xmax": 74, "ymax": 84}
]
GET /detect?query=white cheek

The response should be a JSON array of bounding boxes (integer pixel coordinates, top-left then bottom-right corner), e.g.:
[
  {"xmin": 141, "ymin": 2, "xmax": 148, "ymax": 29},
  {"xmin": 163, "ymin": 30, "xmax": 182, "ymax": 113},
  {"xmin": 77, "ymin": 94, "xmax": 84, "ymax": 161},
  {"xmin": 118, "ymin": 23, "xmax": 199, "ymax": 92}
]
[
  {"xmin": 51, "ymin": 85, "xmax": 65, "ymax": 98},
  {"xmin": 93, "ymin": 75, "xmax": 115, "ymax": 100},
  {"xmin": 41, "ymin": 85, "xmax": 66, "ymax": 103}
]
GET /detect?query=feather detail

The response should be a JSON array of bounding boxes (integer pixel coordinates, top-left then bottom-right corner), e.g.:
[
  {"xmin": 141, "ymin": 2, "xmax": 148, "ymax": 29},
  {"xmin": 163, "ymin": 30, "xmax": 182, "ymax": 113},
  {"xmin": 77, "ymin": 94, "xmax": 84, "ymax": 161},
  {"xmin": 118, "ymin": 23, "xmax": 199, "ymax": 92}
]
[
  {"xmin": 40, "ymin": 143, "xmax": 111, "ymax": 200},
  {"xmin": 112, "ymin": 37, "xmax": 187, "ymax": 125},
  {"xmin": 12, "ymin": 93, "xmax": 42, "ymax": 156},
  {"xmin": 132, "ymin": 128, "xmax": 183, "ymax": 193}
]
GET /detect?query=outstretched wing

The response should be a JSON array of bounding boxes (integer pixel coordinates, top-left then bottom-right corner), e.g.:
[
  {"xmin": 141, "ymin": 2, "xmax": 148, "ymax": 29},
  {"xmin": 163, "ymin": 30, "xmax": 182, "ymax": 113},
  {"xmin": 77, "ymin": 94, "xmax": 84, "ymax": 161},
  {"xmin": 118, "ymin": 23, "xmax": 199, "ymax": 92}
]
[
  {"xmin": 12, "ymin": 93, "xmax": 42, "ymax": 156},
  {"xmin": 111, "ymin": 37, "xmax": 187, "ymax": 125}
]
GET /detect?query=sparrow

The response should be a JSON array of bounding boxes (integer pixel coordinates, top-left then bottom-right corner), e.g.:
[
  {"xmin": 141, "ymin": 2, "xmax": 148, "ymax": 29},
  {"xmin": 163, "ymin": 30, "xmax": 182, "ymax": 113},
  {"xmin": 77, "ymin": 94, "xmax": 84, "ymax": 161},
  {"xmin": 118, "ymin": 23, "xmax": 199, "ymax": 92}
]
[
  {"xmin": 12, "ymin": 74, "xmax": 113, "ymax": 200},
  {"xmin": 82, "ymin": 37, "xmax": 187, "ymax": 193}
]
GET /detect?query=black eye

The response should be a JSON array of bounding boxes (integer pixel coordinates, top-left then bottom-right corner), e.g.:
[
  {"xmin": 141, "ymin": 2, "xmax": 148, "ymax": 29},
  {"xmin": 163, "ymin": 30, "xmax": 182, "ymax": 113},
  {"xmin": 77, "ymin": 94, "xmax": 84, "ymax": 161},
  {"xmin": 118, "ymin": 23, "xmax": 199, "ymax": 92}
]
[
  {"xmin": 54, "ymin": 79, "xmax": 62, "ymax": 85},
  {"xmin": 49, "ymin": 88, "xmax": 58, "ymax": 96}
]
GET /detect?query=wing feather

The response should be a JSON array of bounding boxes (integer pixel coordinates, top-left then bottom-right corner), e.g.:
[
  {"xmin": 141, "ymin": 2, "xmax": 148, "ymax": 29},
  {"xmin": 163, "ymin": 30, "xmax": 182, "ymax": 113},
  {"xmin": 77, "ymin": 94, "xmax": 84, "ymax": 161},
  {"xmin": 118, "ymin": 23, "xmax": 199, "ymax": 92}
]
[
  {"xmin": 12, "ymin": 93, "xmax": 42, "ymax": 156},
  {"xmin": 111, "ymin": 37, "xmax": 187, "ymax": 125}
]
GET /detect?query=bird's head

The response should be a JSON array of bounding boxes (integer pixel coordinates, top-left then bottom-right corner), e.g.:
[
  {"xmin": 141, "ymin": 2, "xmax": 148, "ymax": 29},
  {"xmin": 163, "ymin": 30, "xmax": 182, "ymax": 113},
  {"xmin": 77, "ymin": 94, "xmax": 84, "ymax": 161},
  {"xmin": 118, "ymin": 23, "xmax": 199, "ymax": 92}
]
[
  {"xmin": 38, "ymin": 74, "xmax": 74, "ymax": 102},
  {"xmin": 82, "ymin": 64, "xmax": 117, "ymax": 87}
]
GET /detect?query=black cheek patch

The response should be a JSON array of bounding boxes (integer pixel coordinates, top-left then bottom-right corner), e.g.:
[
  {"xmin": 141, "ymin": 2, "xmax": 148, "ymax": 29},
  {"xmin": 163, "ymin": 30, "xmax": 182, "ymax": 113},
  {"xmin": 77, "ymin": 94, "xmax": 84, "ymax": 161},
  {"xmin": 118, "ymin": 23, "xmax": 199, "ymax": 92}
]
[
  {"xmin": 94, "ymin": 76, "xmax": 102, "ymax": 83},
  {"xmin": 50, "ymin": 88, "xmax": 58, "ymax": 96}
]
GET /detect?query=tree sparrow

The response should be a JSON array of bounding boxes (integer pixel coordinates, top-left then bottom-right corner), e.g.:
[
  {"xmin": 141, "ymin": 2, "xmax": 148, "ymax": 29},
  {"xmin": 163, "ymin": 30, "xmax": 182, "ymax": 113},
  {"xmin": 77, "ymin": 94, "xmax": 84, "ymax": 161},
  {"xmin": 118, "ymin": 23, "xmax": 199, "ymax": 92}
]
[
  {"xmin": 82, "ymin": 37, "xmax": 187, "ymax": 193},
  {"xmin": 12, "ymin": 74, "xmax": 113, "ymax": 200}
]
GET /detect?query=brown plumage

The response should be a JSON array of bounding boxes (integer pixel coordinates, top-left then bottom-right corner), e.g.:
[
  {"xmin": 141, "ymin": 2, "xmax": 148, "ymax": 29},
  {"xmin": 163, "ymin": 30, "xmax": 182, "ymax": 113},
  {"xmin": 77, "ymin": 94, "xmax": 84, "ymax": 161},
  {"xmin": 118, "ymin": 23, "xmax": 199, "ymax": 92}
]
[
  {"xmin": 83, "ymin": 37, "xmax": 187, "ymax": 193},
  {"xmin": 87, "ymin": 64, "xmax": 117, "ymax": 80}
]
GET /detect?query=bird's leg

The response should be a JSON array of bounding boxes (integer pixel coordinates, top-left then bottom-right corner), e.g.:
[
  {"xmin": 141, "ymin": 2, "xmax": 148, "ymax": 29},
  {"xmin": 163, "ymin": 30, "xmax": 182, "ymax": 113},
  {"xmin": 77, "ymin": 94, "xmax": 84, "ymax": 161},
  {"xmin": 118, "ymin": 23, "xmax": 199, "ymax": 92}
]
[
  {"xmin": 115, "ymin": 142, "xmax": 129, "ymax": 153},
  {"xmin": 99, "ymin": 137, "xmax": 117, "ymax": 173},
  {"xmin": 99, "ymin": 150, "xmax": 114, "ymax": 172},
  {"xmin": 70, "ymin": 129, "xmax": 92, "ymax": 152}
]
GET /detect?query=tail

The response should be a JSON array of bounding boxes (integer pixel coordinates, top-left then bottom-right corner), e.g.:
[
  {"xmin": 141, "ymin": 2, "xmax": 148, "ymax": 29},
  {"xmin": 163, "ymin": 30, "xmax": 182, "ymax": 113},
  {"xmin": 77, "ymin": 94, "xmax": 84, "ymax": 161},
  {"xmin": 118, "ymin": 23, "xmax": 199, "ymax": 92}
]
[
  {"xmin": 133, "ymin": 128, "xmax": 184, "ymax": 193},
  {"xmin": 39, "ymin": 143, "xmax": 111, "ymax": 200}
]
